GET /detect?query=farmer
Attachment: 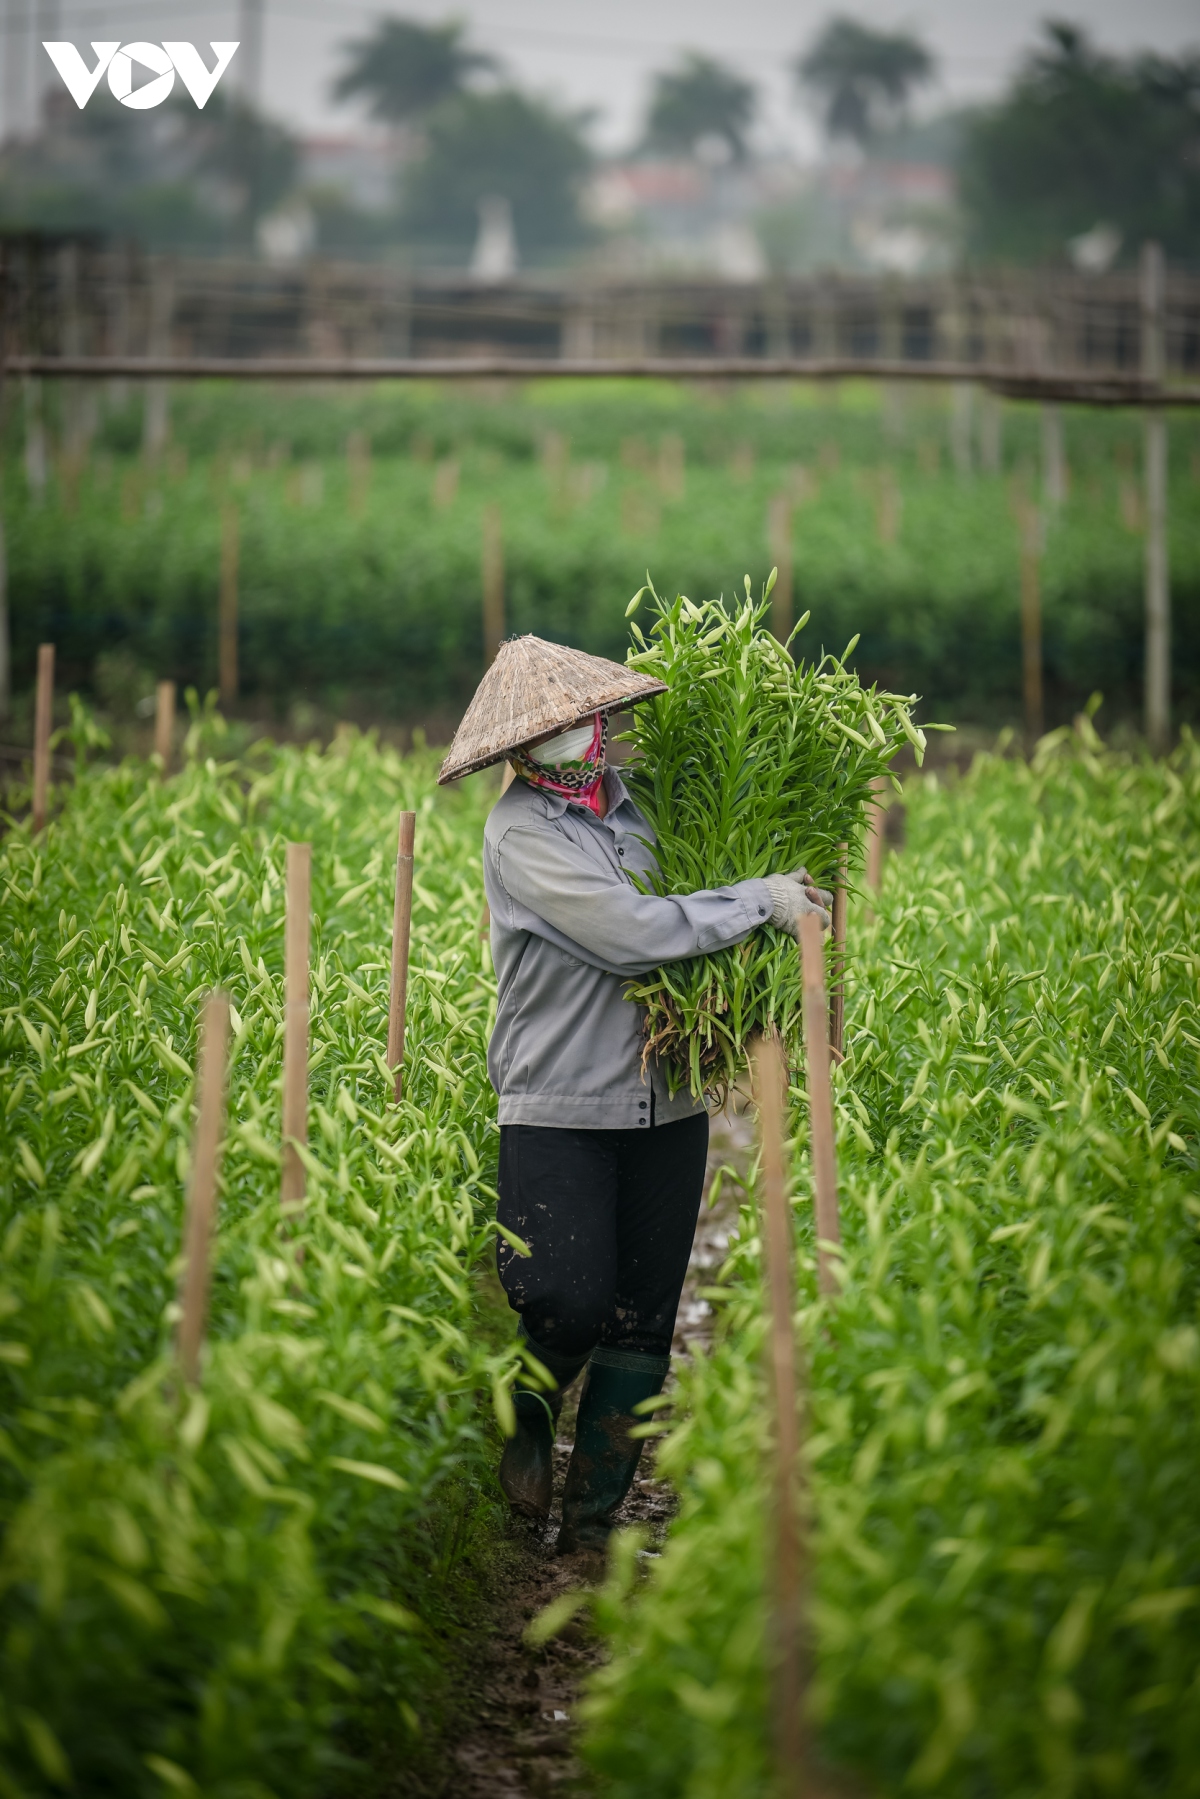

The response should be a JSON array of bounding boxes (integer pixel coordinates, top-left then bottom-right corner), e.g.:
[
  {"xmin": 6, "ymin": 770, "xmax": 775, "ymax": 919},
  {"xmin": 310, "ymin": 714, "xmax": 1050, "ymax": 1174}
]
[{"xmin": 437, "ymin": 635, "xmax": 830, "ymax": 1560}]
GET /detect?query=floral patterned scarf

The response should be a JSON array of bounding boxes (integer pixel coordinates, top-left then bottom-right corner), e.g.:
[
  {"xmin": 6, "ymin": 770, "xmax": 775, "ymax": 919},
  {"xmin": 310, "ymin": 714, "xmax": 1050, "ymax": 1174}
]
[{"xmin": 509, "ymin": 712, "xmax": 609, "ymax": 816}]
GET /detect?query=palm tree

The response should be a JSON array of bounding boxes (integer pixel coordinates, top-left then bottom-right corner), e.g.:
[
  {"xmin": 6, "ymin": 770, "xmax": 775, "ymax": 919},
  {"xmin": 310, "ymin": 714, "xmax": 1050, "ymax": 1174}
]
[
  {"xmin": 797, "ymin": 17, "xmax": 933, "ymax": 148},
  {"xmin": 643, "ymin": 53, "xmax": 758, "ymax": 162},
  {"xmin": 332, "ymin": 17, "xmax": 496, "ymax": 125}
]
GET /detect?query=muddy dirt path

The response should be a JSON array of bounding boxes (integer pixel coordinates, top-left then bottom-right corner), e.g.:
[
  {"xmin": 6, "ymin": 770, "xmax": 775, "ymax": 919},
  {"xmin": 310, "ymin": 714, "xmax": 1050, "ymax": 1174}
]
[{"xmin": 446, "ymin": 1107, "xmax": 753, "ymax": 1799}]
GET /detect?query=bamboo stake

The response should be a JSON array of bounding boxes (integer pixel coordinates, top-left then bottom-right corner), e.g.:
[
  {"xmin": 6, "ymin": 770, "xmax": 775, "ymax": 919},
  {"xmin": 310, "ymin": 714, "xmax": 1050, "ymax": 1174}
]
[
  {"xmin": 346, "ymin": 428, "xmax": 371, "ymax": 515},
  {"xmin": 875, "ymin": 465, "xmax": 900, "ymax": 545},
  {"xmin": 798, "ymin": 913, "xmax": 841, "ymax": 1298},
  {"xmin": 281, "ymin": 842, "xmax": 311, "ymax": 1213},
  {"xmin": 31, "ymin": 641, "xmax": 54, "ymax": 834},
  {"xmin": 142, "ymin": 257, "xmax": 174, "ymax": 459},
  {"xmin": 1041, "ymin": 404, "xmax": 1066, "ymax": 512},
  {"xmin": 0, "ymin": 494, "xmax": 9, "ymax": 726},
  {"xmin": 767, "ymin": 493, "xmax": 793, "ymax": 643},
  {"xmin": 1141, "ymin": 242, "xmax": 1170, "ymax": 755},
  {"xmin": 1016, "ymin": 498, "xmax": 1045, "ymax": 746},
  {"xmin": 1145, "ymin": 410, "xmax": 1169, "ymax": 753},
  {"xmin": 865, "ymin": 778, "xmax": 887, "ymax": 897},
  {"xmin": 177, "ymin": 991, "xmax": 230, "ymax": 1385},
  {"xmin": 219, "ymin": 500, "xmax": 239, "ymax": 709},
  {"xmin": 154, "ymin": 678, "xmax": 175, "ymax": 767},
  {"xmin": 387, "ymin": 811, "xmax": 416, "ymax": 1102},
  {"xmin": 827, "ymin": 844, "xmax": 848, "ymax": 1061},
  {"xmin": 950, "ymin": 381, "xmax": 973, "ymax": 478},
  {"xmin": 751, "ymin": 1030, "xmax": 809, "ymax": 1799},
  {"xmin": 482, "ymin": 502, "xmax": 505, "ymax": 668},
  {"xmin": 0, "ymin": 272, "xmax": 8, "ymax": 726}
]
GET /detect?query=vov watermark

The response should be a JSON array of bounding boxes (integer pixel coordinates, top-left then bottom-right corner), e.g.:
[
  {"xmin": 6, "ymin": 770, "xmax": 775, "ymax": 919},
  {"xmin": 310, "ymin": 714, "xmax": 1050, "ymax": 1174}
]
[{"xmin": 43, "ymin": 41, "xmax": 240, "ymax": 111}]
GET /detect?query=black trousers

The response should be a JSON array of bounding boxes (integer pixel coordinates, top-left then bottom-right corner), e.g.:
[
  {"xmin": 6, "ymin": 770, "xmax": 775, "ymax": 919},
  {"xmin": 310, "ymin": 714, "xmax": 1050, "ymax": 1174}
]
[{"xmin": 496, "ymin": 1114, "xmax": 709, "ymax": 1359}]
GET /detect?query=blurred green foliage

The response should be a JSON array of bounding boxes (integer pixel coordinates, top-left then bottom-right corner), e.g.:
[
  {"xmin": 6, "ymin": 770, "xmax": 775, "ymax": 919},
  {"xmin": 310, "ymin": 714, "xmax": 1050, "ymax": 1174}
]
[
  {"xmin": 0, "ymin": 89, "xmax": 297, "ymax": 253},
  {"xmin": 6, "ymin": 379, "xmax": 1198, "ymax": 733},
  {"xmin": 961, "ymin": 23, "xmax": 1200, "ymax": 266}
]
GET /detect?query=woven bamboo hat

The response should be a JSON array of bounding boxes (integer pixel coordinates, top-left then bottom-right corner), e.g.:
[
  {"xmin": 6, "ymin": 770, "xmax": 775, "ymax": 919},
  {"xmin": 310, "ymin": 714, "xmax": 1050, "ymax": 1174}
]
[{"xmin": 437, "ymin": 636, "xmax": 667, "ymax": 784}]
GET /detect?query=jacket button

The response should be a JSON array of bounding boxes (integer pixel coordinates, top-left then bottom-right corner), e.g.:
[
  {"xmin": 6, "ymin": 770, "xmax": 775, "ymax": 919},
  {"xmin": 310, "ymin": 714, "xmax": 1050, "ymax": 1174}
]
[
  {"xmin": 618, "ymin": 847, "xmax": 625, "ymax": 856},
  {"xmin": 638, "ymin": 1117, "xmax": 647, "ymax": 1126},
  {"xmin": 639, "ymin": 1101, "xmax": 647, "ymax": 1109}
]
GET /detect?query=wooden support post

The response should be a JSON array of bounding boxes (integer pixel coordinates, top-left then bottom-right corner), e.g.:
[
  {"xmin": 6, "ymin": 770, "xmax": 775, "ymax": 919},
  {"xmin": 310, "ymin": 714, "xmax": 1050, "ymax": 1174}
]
[
  {"xmin": 950, "ymin": 382, "xmax": 973, "ymax": 478},
  {"xmin": 1015, "ymin": 497, "xmax": 1045, "ymax": 746},
  {"xmin": 177, "ymin": 991, "xmax": 230, "ymax": 1386},
  {"xmin": 23, "ymin": 377, "xmax": 47, "ymax": 500},
  {"xmin": 657, "ymin": 431, "xmax": 685, "ymax": 501},
  {"xmin": 798, "ymin": 913, "xmax": 841, "ymax": 1299},
  {"xmin": 1041, "ymin": 404, "xmax": 1066, "ymax": 512},
  {"xmin": 387, "ymin": 811, "xmax": 416, "ymax": 1103},
  {"xmin": 57, "ymin": 242, "xmax": 83, "ymax": 465},
  {"xmin": 346, "ymin": 428, "xmax": 371, "ymax": 515},
  {"xmin": 0, "ymin": 499, "xmax": 8, "ymax": 725},
  {"xmin": 750, "ymin": 1030, "xmax": 809, "ymax": 1798},
  {"xmin": 767, "ymin": 493, "xmax": 793, "ymax": 644},
  {"xmin": 154, "ymin": 678, "xmax": 175, "ymax": 767},
  {"xmin": 0, "ymin": 246, "xmax": 8, "ymax": 728},
  {"xmin": 979, "ymin": 393, "xmax": 1003, "ymax": 476},
  {"xmin": 219, "ymin": 501, "xmax": 239, "ymax": 709},
  {"xmin": 106, "ymin": 242, "xmax": 133, "ymax": 412},
  {"xmin": 432, "ymin": 457, "xmax": 459, "ymax": 508},
  {"xmin": 482, "ymin": 502, "xmax": 505, "ymax": 668},
  {"xmin": 281, "ymin": 842, "xmax": 311, "ymax": 1214},
  {"xmin": 32, "ymin": 641, "xmax": 54, "ymax": 834},
  {"xmin": 1141, "ymin": 242, "xmax": 1170, "ymax": 755},
  {"xmin": 143, "ymin": 257, "xmax": 174, "ymax": 460},
  {"xmin": 827, "ymin": 844, "xmax": 847, "ymax": 1061},
  {"xmin": 881, "ymin": 284, "xmax": 905, "ymax": 444},
  {"xmin": 875, "ymin": 465, "xmax": 900, "ymax": 545},
  {"xmin": 865, "ymin": 778, "xmax": 887, "ymax": 898}
]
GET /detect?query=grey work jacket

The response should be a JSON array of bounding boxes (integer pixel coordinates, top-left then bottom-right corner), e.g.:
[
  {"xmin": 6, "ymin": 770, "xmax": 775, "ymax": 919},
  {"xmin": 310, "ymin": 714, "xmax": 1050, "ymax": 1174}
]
[{"xmin": 484, "ymin": 769, "xmax": 773, "ymax": 1129}]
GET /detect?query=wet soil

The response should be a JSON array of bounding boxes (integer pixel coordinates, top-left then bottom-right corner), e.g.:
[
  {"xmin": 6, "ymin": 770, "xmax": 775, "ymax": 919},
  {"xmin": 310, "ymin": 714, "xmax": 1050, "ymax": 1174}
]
[{"xmin": 442, "ymin": 1106, "xmax": 753, "ymax": 1799}]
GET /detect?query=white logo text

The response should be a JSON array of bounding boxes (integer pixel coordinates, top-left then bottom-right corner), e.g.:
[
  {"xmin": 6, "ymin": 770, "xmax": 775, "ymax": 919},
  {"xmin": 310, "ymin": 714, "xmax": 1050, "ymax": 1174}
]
[{"xmin": 43, "ymin": 41, "xmax": 240, "ymax": 110}]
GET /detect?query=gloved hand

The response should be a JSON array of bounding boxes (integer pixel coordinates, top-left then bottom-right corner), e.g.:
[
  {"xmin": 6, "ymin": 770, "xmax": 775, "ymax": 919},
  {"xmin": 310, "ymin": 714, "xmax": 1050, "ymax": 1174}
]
[
  {"xmin": 764, "ymin": 873, "xmax": 832, "ymax": 935},
  {"xmin": 787, "ymin": 866, "xmax": 834, "ymax": 912}
]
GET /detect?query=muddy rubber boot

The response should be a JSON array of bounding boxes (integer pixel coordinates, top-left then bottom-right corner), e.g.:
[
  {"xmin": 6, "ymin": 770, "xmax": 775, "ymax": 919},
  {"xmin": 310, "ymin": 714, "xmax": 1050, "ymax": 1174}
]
[
  {"xmin": 498, "ymin": 1328, "xmax": 590, "ymax": 1523},
  {"xmin": 556, "ymin": 1347, "xmax": 670, "ymax": 1556}
]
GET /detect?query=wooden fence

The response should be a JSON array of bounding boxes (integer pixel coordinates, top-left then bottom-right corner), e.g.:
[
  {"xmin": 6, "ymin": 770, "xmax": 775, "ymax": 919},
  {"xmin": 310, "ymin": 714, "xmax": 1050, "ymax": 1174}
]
[
  {"xmin": 2, "ymin": 235, "xmax": 1200, "ymax": 375},
  {"xmin": 0, "ymin": 239, "xmax": 1195, "ymax": 753}
]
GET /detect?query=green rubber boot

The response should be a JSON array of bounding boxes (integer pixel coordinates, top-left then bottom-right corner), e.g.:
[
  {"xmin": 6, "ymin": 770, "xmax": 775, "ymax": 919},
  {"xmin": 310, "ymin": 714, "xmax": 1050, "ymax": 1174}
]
[
  {"xmin": 498, "ymin": 1327, "xmax": 590, "ymax": 1523},
  {"xmin": 556, "ymin": 1347, "xmax": 670, "ymax": 1556}
]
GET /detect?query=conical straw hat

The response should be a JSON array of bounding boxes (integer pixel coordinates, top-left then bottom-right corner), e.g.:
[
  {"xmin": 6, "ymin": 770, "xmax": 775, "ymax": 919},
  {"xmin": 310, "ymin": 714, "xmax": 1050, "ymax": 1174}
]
[{"xmin": 437, "ymin": 635, "xmax": 667, "ymax": 784}]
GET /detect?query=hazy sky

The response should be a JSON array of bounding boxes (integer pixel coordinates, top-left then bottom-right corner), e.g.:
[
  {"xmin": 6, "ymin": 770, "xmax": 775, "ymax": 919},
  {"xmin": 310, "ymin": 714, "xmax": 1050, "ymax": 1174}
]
[{"xmin": 30, "ymin": 0, "xmax": 1200, "ymax": 153}]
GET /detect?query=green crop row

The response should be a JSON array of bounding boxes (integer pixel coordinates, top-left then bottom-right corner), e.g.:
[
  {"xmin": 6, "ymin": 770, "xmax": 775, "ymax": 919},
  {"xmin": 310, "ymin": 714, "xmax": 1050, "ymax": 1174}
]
[
  {"xmin": 0, "ymin": 732, "xmax": 511, "ymax": 1796},
  {"xmin": 7, "ymin": 382, "xmax": 1200, "ymax": 729},
  {"xmin": 5, "ymin": 691, "xmax": 1200, "ymax": 1795},
  {"xmin": 581, "ymin": 727, "xmax": 1200, "ymax": 1798},
  {"xmin": 19, "ymin": 377, "xmax": 1197, "ymax": 477}
]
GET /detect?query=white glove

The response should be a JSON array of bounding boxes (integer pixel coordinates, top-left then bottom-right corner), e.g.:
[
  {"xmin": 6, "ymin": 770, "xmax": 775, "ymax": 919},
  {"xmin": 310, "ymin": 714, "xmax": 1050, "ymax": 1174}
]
[
  {"xmin": 764, "ymin": 874, "xmax": 831, "ymax": 935},
  {"xmin": 786, "ymin": 866, "xmax": 834, "ymax": 912}
]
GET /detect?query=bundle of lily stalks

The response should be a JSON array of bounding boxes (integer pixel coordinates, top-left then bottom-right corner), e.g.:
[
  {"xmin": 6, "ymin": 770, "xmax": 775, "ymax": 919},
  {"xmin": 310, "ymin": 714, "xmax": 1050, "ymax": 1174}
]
[{"xmin": 620, "ymin": 576, "xmax": 934, "ymax": 1098}]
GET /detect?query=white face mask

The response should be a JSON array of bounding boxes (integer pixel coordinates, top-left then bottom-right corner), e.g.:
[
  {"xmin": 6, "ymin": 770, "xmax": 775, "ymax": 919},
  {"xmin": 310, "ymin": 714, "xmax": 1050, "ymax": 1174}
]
[{"xmin": 527, "ymin": 721, "xmax": 596, "ymax": 766}]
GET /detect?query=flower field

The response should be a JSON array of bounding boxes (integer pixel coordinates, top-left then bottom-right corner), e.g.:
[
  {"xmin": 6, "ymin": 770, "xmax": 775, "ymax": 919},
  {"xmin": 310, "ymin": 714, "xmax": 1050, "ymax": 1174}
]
[
  {"xmin": 583, "ymin": 724, "xmax": 1200, "ymax": 1797},
  {"xmin": 0, "ymin": 732, "xmax": 512, "ymax": 1794},
  {"xmin": 7, "ymin": 381, "xmax": 1200, "ymax": 729},
  {"xmin": 3, "ymin": 712, "xmax": 1198, "ymax": 1797}
]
